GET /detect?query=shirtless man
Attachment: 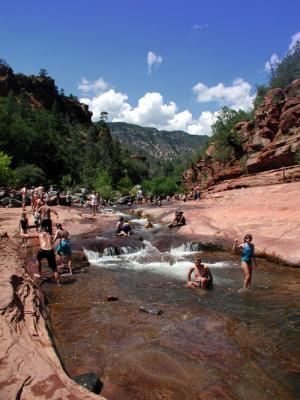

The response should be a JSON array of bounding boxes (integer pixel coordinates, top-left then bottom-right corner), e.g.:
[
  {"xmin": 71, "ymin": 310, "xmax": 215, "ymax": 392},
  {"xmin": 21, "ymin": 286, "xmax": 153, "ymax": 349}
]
[
  {"xmin": 21, "ymin": 226, "xmax": 60, "ymax": 286},
  {"xmin": 38, "ymin": 203, "xmax": 58, "ymax": 235},
  {"xmin": 187, "ymin": 258, "xmax": 213, "ymax": 289}
]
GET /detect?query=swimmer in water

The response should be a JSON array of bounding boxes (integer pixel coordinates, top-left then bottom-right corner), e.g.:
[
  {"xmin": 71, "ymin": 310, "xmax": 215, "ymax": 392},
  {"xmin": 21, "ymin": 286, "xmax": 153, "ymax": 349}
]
[{"xmin": 187, "ymin": 258, "xmax": 213, "ymax": 289}]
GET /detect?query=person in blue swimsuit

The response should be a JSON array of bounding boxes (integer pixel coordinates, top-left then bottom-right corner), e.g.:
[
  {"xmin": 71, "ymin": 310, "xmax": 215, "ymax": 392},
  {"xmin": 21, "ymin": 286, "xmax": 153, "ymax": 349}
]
[
  {"xmin": 53, "ymin": 224, "xmax": 73, "ymax": 275},
  {"xmin": 233, "ymin": 233, "xmax": 257, "ymax": 288}
]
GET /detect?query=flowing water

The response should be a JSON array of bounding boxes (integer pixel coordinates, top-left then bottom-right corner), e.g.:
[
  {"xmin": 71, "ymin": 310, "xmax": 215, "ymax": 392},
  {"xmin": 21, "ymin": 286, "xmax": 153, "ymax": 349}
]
[{"xmin": 45, "ymin": 216, "xmax": 300, "ymax": 400}]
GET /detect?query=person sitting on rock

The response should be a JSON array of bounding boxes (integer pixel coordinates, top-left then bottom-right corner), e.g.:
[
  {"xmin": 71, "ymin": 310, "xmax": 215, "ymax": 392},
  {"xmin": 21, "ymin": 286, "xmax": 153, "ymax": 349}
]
[
  {"xmin": 187, "ymin": 258, "xmax": 213, "ymax": 289},
  {"xmin": 168, "ymin": 211, "xmax": 185, "ymax": 228},
  {"xmin": 116, "ymin": 217, "xmax": 124, "ymax": 236},
  {"xmin": 122, "ymin": 220, "xmax": 132, "ymax": 236},
  {"xmin": 144, "ymin": 218, "xmax": 154, "ymax": 229}
]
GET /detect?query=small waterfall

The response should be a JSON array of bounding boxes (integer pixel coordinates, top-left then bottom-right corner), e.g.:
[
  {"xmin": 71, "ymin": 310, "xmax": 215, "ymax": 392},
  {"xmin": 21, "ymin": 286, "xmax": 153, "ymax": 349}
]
[
  {"xmin": 103, "ymin": 246, "xmax": 138, "ymax": 256},
  {"xmin": 83, "ymin": 249, "xmax": 101, "ymax": 261},
  {"xmin": 170, "ymin": 242, "xmax": 202, "ymax": 256}
]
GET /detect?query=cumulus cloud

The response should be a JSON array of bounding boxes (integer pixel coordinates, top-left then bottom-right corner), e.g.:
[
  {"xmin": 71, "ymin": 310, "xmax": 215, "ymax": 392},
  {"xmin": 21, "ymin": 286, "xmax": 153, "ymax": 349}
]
[
  {"xmin": 187, "ymin": 111, "xmax": 219, "ymax": 136},
  {"xmin": 78, "ymin": 77, "xmax": 108, "ymax": 94},
  {"xmin": 193, "ymin": 23, "xmax": 208, "ymax": 30},
  {"xmin": 264, "ymin": 53, "xmax": 280, "ymax": 72},
  {"xmin": 192, "ymin": 78, "xmax": 254, "ymax": 111},
  {"xmin": 289, "ymin": 31, "xmax": 300, "ymax": 51},
  {"xmin": 80, "ymin": 88, "xmax": 216, "ymax": 136},
  {"xmin": 80, "ymin": 89, "xmax": 130, "ymax": 121},
  {"xmin": 147, "ymin": 51, "xmax": 163, "ymax": 74}
]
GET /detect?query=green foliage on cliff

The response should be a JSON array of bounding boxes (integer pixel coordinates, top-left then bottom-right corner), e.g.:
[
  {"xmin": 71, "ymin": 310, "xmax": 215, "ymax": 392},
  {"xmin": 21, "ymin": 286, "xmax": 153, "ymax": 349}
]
[
  {"xmin": 209, "ymin": 107, "xmax": 251, "ymax": 162},
  {"xmin": 0, "ymin": 92, "xmax": 148, "ymax": 190},
  {"xmin": 253, "ymin": 41, "xmax": 300, "ymax": 110},
  {"xmin": 270, "ymin": 43, "xmax": 300, "ymax": 89},
  {"xmin": 0, "ymin": 151, "xmax": 14, "ymax": 186}
]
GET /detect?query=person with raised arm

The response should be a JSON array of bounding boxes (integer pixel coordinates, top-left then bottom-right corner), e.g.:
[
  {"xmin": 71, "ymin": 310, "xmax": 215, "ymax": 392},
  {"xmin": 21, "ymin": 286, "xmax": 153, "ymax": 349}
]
[{"xmin": 233, "ymin": 233, "xmax": 258, "ymax": 289}]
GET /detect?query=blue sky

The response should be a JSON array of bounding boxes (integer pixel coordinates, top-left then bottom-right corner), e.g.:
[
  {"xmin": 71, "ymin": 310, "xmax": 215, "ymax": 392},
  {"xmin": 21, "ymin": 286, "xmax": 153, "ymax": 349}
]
[{"xmin": 1, "ymin": 0, "xmax": 299, "ymax": 135}]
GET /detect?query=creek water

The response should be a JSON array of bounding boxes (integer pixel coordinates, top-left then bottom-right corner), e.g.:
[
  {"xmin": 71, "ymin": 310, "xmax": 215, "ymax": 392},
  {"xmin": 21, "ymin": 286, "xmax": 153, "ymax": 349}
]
[{"xmin": 44, "ymin": 214, "xmax": 300, "ymax": 400}]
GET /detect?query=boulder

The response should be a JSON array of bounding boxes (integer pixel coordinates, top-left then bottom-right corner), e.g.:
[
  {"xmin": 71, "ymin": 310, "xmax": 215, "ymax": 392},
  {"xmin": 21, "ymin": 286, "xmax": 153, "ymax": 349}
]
[{"xmin": 73, "ymin": 372, "xmax": 103, "ymax": 394}]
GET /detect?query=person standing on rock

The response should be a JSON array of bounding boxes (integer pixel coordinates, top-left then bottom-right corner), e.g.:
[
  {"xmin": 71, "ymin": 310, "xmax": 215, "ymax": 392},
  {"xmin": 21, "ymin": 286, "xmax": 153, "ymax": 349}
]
[
  {"xmin": 20, "ymin": 185, "xmax": 27, "ymax": 210},
  {"xmin": 21, "ymin": 226, "xmax": 60, "ymax": 286},
  {"xmin": 38, "ymin": 202, "xmax": 59, "ymax": 235},
  {"xmin": 90, "ymin": 191, "xmax": 98, "ymax": 216},
  {"xmin": 233, "ymin": 234, "xmax": 257, "ymax": 289}
]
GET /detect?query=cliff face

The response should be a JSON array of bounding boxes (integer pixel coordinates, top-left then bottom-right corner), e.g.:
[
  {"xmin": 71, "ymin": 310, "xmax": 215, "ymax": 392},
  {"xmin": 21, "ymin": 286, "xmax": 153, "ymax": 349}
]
[
  {"xmin": 0, "ymin": 64, "xmax": 92, "ymax": 124},
  {"xmin": 183, "ymin": 79, "xmax": 300, "ymax": 190}
]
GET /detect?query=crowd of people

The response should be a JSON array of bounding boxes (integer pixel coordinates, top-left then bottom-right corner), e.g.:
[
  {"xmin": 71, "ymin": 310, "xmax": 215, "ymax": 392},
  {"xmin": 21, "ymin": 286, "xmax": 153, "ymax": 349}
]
[
  {"xmin": 18, "ymin": 184, "xmax": 74, "ymax": 286},
  {"xmin": 15, "ymin": 183, "xmax": 257, "ymax": 291}
]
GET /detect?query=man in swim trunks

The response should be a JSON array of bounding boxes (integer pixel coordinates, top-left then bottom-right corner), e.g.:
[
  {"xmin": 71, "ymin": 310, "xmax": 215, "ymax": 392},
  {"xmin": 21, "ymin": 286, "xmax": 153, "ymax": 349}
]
[
  {"xmin": 38, "ymin": 202, "xmax": 59, "ymax": 235},
  {"xmin": 21, "ymin": 226, "xmax": 60, "ymax": 285},
  {"xmin": 187, "ymin": 258, "xmax": 213, "ymax": 289}
]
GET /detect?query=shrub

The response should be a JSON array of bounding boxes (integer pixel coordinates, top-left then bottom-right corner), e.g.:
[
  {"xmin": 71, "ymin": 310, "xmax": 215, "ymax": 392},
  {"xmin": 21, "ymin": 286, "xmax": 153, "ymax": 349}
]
[
  {"xmin": 14, "ymin": 164, "xmax": 47, "ymax": 188},
  {"xmin": 0, "ymin": 151, "xmax": 14, "ymax": 186}
]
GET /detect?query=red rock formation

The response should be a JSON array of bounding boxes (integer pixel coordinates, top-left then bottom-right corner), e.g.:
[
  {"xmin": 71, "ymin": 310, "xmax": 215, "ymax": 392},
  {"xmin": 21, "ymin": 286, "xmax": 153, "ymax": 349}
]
[
  {"xmin": 0, "ymin": 65, "xmax": 92, "ymax": 124},
  {"xmin": 0, "ymin": 239, "xmax": 104, "ymax": 399},
  {"xmin": 183, "ymin": 80, "xmax": 300, "ymax": 191}
]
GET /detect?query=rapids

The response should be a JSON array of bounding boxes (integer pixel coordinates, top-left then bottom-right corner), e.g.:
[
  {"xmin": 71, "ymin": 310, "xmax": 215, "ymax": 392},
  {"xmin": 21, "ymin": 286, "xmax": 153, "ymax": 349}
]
[{"xmin": 45, "ymin": 215, "xmax": 300, "ymax": 400}]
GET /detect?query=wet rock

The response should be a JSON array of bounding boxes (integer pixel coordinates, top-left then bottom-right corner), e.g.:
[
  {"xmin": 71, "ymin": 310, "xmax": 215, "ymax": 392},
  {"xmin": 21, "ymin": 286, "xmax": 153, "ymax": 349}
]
[
  {"xmin": 1, "ymin": 197, "xmax": 22, "ymax": 207},
  {"xmin": 73, "ymin": 372, "xmax": 103, "ymax": 394},
  {"xmin": 139, "ymin": 304, "xmax": 162, "ymax": 315},
  {"xmin": 107, "ymin": 296, "xmax": 119, "ymax": 302}
]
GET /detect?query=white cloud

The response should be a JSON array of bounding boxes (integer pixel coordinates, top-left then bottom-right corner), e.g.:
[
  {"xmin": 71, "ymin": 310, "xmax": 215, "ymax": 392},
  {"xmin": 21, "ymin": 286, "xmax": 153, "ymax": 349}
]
[
  {"xmin": 264, "ymin": 53, "xmax": 280, "ymax": 72},
  {"xmin": 289, "ymin": 31, "xmax": 300, "ymax": 51},
  {"xmin": 187, "ymin": 111, "xmax": 219, "ymax": 136},
  {"xmin": 78, "ymin": 77, "xmax": 108, "ymax": 94},
  {"xmin": 80, "ymin": 88, "xmax": 216, "ymax": 136},
  {"xmin": 80, "ymin": 89, "xmax": 130, "ymax": 121},
  {"xmin": 147, "ymin": 51, "xmax": 163, "ymax": 74},
  {"xmin": 192, "ymin": 78, "xmax": 254, "ymax": 111},
  {"xmin": 193, "ymin": 23, "xmax": 208, "ymax": 30}
]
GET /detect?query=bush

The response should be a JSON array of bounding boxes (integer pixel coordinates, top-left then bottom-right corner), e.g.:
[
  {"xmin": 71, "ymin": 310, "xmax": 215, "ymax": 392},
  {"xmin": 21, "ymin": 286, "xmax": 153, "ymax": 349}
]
[
  {"xmin": 0, "ymin": 151, "xmax": 14, "ymax": 186},
  {"xmin": 14, "ymin": 164, "xmax": 47, "ymax": 188},
  {"xmin": 211, "ymin": 146, "xmax": 233, "ymax": 163}
]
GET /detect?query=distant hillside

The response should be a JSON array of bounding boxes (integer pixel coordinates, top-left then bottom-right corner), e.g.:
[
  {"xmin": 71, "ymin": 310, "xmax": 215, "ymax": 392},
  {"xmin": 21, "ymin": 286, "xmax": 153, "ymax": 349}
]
[{"xmin": 108, "ymin": 122, "xmax": 208, "ymax": 163}]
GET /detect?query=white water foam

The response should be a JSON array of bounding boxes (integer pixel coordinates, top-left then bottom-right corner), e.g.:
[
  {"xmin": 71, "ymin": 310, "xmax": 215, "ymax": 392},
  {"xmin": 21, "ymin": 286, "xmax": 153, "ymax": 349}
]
[{"xmin": 83, "ymin": 241, "xmax": 231, "ymax": 281}]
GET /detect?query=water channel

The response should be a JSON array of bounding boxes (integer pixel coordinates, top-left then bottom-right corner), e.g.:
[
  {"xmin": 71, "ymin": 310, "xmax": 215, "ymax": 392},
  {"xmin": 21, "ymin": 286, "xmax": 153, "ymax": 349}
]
[{"xmin": 44, "ymin": 213, "xmax": 300, "ymax": 400}]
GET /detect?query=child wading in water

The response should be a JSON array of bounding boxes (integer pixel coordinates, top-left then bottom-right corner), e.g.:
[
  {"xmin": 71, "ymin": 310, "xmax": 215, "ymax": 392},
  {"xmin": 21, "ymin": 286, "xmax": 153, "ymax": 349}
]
[
  {"xmin": 187, "ymin": 258, "xmax": 213, "ymax": 289},
  {"xmin": 233, "ymin": 233, "xmax": 258, "ymax": 288}
]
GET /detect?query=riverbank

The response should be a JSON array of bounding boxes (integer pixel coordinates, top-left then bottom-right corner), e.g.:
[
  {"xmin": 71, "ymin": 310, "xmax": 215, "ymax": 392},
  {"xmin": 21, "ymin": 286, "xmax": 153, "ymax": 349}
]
[
  {"xmin": 1, "ymin": 182, "xmax": 299, "ymax": 398},
  {"xmin": 0, "ymin": 205, "xmax": 112, "ymax": 400},
  {"xmin": 138, "ymin": 182, "xmax": 300, "ymax": 267}
]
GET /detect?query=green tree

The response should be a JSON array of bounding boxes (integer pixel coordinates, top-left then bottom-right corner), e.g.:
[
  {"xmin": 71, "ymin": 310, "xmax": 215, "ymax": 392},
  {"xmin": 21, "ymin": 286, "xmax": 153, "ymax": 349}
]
[
  {"xmin": 94, "ymin": 168, "xmax": 113, "ymax": 199},
  {"xmin": 14, "ymin": 164, "xmax": 47, "ymax": 187},
  {"xmin": 0, "ymin": 151, "xmax": 14, "ymax": 186},
  {"xmin": 270, "ymin": 42, "xmax": 300, "ymax": 88}
]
